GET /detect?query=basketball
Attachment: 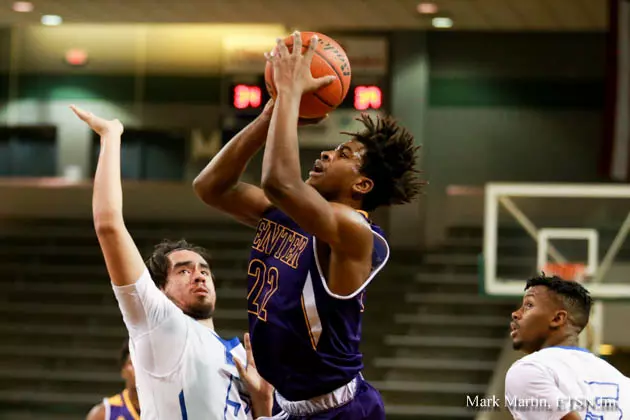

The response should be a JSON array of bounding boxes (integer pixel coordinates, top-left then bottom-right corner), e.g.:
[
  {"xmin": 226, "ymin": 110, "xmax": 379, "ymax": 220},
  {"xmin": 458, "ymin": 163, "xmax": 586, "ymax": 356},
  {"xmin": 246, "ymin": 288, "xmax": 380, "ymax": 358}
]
[{"xmin": 264, "ymin": 31, "xmax": 351, "ymax": 119}]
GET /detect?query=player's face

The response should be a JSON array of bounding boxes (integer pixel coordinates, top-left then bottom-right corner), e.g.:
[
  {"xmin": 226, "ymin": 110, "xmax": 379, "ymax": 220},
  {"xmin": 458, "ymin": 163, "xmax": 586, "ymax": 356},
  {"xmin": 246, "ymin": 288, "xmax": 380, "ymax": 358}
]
[
  {"xmin": 306, "ymin": 139, "xmax": 372, "ymax": 200},
  {"xmin": 162, "ymin": 250, "xmax": 216, "ymax": 320},
  {"xmin": 510, "ymin": 286, "xmax": 559, "ymax": 353},
  {"xmin": 121, "ymin": 355, "xmax": 136, "ymax": 391}
]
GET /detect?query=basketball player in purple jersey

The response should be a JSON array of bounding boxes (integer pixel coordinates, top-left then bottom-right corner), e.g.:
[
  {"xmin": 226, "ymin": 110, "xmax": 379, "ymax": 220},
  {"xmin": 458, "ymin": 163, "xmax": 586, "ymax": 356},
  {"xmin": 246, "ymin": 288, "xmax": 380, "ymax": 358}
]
[
  {"xmin": 86, "ymin": 339, "xmax": 140, "ymax": 420},
  {"xmin": 194, "ymin": 31, "xmax": 422, "ymax": 419}
]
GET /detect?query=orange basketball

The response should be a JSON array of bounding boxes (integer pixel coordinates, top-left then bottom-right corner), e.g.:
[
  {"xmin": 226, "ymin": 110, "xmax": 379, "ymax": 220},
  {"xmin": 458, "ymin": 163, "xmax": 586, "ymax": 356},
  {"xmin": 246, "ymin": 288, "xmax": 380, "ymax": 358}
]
[{"xmin": 264, "ymin": 32, "xmax": 351, "ymax": 119}]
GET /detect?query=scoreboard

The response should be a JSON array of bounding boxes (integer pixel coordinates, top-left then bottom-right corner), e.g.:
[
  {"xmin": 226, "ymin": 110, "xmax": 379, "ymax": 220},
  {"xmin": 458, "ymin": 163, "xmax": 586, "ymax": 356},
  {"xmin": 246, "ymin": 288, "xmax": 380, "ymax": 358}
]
[
  {"xmin": 229, "ymin": 81, "xmax": 383, "ymax": 112},
  {"xmin": 222, "ymin": 35, "xmax": 388, "ymax": 142}
]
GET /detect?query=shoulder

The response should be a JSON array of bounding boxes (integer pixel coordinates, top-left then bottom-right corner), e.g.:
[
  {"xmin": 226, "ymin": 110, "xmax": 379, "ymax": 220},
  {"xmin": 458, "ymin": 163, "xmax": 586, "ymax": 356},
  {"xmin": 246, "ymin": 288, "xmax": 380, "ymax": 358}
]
[
  {"xmin": 330, "ymin": 203, "xmax": 373, "ymax": 241},
  {"xmin": 506, "ymin": 358, "xmax": 545, "ymax": 379},
  {"xmin": 505, "ymin": 356, "xmax": 557, "ymax": 393},
  {"xmin": 105, "ymin": 392, "xmax": 124, "ymax": 407},
  {"xmin": 85, "ymin": 402, "xmax": 106, "ymax": 420}
]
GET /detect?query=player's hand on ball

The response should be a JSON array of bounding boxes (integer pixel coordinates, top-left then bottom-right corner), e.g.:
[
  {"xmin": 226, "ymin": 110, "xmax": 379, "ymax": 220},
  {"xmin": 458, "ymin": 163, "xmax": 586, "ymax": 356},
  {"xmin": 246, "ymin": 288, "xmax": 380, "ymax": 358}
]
[
  {"xmin": 265, "ymin": 31, "xmax": 336, "ymax": 95},
  {"xmin": 70, "ymin": 105, "xmax": 123, "ymax": 137},
  {"xmin": 234, "ymin": 333, "xmax": 273, "ymax": 399},
  {"xmin": 260, "ymin": 99, "xmax": 275, "ymax": 119}
]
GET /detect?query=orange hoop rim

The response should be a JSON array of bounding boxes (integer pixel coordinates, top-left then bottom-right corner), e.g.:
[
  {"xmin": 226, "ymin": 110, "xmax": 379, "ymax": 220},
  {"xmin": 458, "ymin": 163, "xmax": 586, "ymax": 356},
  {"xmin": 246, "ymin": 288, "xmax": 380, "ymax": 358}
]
[{"xmin": 543, "ymin": 263, "xmax": 586, "ymax": 282}]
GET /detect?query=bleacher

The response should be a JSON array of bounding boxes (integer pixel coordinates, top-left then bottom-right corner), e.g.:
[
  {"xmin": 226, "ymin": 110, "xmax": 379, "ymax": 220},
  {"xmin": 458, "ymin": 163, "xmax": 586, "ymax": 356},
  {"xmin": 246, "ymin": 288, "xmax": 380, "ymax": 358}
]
[
  {"xmin": 369, "ymin": 227, "xmax": 516, "ymax": 420},
  {"xmin": 0, "ymin": 217, "xmax": 520, "ymax": 420}
]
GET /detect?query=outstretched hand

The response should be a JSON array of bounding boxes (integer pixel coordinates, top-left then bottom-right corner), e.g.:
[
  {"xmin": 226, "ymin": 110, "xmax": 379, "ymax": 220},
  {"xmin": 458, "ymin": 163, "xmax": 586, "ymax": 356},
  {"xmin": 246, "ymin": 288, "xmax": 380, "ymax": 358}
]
[
  {"xmin": 234, "ymin": 333, "xmax": 273, "ymax": 399},
  {"xmin": 261, "ymin": 99, "xmax": 275, "ymax": 119},
  {"xmin": 70, "ymin": 105, "xmax": 124, "ymax": 137},
  {"xmin": 265, "ymin": 31, "xmax": 337, "ymax": 95}
]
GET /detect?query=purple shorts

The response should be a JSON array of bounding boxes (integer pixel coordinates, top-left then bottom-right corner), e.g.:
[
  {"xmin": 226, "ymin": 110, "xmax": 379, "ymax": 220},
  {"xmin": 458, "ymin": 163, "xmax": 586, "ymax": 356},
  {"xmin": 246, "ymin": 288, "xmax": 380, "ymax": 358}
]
[{"xmin": 271, "ymin": 377, "xmax": 385, "ymax": 420}]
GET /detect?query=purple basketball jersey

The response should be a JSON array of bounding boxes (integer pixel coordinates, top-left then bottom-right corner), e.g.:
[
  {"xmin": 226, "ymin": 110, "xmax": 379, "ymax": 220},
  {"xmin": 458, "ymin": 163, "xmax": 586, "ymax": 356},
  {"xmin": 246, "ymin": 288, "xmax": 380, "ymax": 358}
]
[
  {"xmin": 247, "ymin": 207, "xmax": 389, "ymax": 401},
  {"xmin": 104, "ymin": 389, "xmax": 139, "ymax": 420}
]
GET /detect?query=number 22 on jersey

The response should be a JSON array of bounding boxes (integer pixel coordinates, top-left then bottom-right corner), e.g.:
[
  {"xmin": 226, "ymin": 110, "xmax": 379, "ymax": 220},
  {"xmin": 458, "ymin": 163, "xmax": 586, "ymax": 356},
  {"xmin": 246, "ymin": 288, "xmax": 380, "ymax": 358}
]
[{"xmin": 247, "ymin": 259, "xmax": 279, "ymax": 322}]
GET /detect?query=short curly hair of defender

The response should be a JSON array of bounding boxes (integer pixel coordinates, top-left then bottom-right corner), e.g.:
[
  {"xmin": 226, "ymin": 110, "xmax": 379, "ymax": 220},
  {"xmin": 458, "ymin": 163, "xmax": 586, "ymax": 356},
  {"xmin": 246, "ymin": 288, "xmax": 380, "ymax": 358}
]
[
  {"xmin": 342, "ymin": 114, "xmax": 424, "ymax": 211},
  {"xmin": 525, "ymin": 274, "xmax": 593, "ymax": 332},
  {"xmin": 145, "ymin": 239, "xmax": 212, "ymax": 289}
]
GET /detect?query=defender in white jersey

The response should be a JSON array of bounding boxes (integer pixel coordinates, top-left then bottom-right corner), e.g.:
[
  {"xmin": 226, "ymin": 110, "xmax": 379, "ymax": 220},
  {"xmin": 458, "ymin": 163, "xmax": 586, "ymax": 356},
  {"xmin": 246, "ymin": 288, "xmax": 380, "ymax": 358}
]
[
  {"xmin": 506, "ymin": 275, "xmax": 630, "ymax": 420},
  {"xmin": 71, "ymin": 106, "xmax": 273, "ymax": 420}
]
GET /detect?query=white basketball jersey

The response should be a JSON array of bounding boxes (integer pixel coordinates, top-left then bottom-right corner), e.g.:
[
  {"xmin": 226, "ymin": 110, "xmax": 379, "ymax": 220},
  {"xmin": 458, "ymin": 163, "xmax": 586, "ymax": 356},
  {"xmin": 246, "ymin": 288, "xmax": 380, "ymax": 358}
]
[
  {"xmin": 113, "ymin": 269, "xmax": 253, "ymax": 420},
  {"xmin": 505, "ymin": 346, "xmax": 630, "ymax": 420}
]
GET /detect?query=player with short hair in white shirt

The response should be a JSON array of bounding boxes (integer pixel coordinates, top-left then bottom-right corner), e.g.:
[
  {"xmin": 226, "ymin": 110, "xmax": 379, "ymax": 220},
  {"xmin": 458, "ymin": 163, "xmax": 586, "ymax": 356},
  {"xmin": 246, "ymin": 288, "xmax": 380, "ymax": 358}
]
[
  {"xmin": 506, "ymin": 274, "xmax": 630, "ymax": 420},
  {"xmin": 71, "ymin": 106, "xmax": 273, "ymax": 420}
]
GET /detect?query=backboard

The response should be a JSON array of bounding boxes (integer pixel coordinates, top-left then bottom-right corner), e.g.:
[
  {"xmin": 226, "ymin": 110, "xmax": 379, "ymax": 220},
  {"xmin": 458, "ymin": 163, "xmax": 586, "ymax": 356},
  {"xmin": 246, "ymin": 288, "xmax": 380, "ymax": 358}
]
[
  {"xmin": 482, "ymin": 183, "xmax": 630, "ymax": 300},
  {"xmin": 481, "ymin": 183, "xmax": 630, "ymax": 354}
]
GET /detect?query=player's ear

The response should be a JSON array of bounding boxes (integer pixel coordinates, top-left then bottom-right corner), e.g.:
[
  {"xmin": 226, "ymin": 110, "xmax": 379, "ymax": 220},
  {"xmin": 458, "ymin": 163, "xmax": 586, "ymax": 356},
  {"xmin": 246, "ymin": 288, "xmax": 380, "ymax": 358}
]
[
  {"xmin": 352, "ymin": 176, "xmax": 373, "ymax": 196},
  {"xmin": 550, "ymin": 309, "xmax": 568, "ymax": 328}
]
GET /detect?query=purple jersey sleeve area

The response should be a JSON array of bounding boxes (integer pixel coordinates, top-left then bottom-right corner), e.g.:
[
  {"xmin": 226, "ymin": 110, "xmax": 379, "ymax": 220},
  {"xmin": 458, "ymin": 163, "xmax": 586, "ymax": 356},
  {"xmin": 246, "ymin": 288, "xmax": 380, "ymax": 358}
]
[{"xmin": 105, "ymin": 390, "xmax": 139, "ymax": 420}]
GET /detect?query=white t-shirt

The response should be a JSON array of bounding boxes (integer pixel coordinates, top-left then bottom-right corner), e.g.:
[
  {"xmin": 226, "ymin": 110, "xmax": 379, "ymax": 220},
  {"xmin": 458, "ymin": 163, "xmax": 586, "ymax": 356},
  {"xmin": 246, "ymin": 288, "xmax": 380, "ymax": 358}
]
[
  {"xmin": 113, "ymin": 268, "xmax": 253, "ymax": 420},
  {"xmin": 505, "ymin": 346, "xmax": 630, "ymax": 420}
]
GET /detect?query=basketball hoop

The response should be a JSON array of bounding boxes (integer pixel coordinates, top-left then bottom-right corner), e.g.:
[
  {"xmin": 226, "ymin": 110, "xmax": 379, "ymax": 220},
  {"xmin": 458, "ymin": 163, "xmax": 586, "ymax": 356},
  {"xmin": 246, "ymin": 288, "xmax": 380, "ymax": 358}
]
[{"xmin": 543, "ymin": 263, "xmax": 587, "ymax": 282}]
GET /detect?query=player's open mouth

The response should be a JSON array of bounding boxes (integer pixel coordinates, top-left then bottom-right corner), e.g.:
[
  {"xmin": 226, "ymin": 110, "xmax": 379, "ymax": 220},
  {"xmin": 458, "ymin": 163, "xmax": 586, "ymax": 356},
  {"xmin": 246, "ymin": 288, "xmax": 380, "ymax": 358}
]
[
  {"xmin": 309, "ymin": 160, "xmax": 325, "ymax": 176},
  {"xmin": 510, "ymin": 323, "xmax": 518, "ymax": 337}
]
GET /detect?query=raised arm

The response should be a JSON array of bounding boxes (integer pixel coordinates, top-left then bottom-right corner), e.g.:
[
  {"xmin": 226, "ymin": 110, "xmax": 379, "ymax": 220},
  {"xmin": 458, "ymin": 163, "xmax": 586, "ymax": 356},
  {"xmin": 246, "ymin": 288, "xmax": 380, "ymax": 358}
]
[
  {"xmin": 71, "ymin": 105, "xmax": 145, "ymax": 286},
  {"xmin": 192, "ymin": 102, "xmax": 274, "ymax": 227},
  {"xmin": 261, "ymin": 33, "xmax": 362, "ymax": 246},
  {"xmin": 72, "ymin": 105, "xmax": 187, "ymax": 373}
]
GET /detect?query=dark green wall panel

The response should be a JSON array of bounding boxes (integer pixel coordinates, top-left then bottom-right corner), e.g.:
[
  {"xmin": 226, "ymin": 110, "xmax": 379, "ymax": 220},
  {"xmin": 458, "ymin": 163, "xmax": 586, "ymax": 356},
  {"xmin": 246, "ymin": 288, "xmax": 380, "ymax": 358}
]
[{"xmin": 429, "ymin": 78, "xmax": 605, "ymax": 108}]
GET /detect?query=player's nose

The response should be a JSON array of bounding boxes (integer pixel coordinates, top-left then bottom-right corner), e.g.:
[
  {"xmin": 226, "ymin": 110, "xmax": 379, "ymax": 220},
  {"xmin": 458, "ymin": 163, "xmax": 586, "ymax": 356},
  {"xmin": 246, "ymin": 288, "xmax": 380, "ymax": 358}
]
[
  {"xmin": 192, "ymin": 271, "xmax": 206, "ymax": 284},
  {"xmin": 321, "ymin": 150, "xmax": 332, "ymax": 161}
]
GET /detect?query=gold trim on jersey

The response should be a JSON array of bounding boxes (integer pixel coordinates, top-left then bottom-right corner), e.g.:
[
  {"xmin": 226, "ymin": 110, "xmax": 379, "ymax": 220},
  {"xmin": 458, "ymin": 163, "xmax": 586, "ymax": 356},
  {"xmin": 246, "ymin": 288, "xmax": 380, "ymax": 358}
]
[
  {"xmin": 106, "ymin": 394, "xmax": 123, "ymax": 407},
  {"xmin": 122, "ymin": 389, "xmax": 140, "ymax": 420}
]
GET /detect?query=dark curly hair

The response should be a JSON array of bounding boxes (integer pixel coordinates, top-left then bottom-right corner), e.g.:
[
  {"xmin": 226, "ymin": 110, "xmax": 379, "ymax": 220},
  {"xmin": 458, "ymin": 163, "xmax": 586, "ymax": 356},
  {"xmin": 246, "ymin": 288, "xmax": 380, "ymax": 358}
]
[
  {"xmin": 525, "ymin": 274, "xmax": 593, "ymax": 332},
  {"xmin": 342, "ymin": 114, "xmax": 424, "ymax": 211},
  {"xmin": 145, "ymin": 239, "xmax": 212, "ymax": 289}
]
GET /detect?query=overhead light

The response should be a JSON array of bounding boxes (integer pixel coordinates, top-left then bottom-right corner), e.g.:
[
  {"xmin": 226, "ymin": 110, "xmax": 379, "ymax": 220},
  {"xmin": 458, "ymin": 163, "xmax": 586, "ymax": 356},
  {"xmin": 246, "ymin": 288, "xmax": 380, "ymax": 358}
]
[
  {"xmin": 12, "ymin": 1, "xmax": 34, "ymax": 12},
  {"xmin": 65, "ymin": 49, "xmax": 88, "ymax": 66},
  {"xmin": 417, "ymin": 2, "xmax": 438, "ymax": 14},
  {"xmin": 599, "ymin": 344, "xmax": 615, "ymax": 356},
  {"xmin": 41, "ymin": 14, "xmax": 62, "ymax": 26},
  {"xmin": 432, "ymin": 17, "xmax": 453, "ymax": 28}
]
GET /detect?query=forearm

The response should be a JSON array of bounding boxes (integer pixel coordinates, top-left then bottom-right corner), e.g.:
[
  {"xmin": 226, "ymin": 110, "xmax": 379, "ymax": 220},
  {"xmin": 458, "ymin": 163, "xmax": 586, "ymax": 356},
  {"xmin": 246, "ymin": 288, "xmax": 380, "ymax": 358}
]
[
  {"xmin": 93, "ymin": 133, "xmax": 124, "ymax": 231},
  {"xmin": 193, "ymin": 114, "xmax": 270, "ymax": 201},
  {"xmin": 261, "ymin": 90, "xmax": 302, "ymax": 189}
]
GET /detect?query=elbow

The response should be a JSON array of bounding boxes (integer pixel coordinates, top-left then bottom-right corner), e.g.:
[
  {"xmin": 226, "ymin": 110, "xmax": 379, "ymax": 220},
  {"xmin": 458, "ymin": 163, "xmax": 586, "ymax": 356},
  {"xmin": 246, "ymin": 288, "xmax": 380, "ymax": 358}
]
[
  {"xmin": 192, "ymin": 172, "xmax": 212, "ymax": 197},
  {"xmin": 192, "ymin": 173, "xmax": 225, "ymax": 206},
  {"xmin": 93, "ymin": 211, "xmax": 124, "ymax": 237},
  {"xmin": 193, "ymin": 175, "xmax": 216, "ymax": 204},
  {"xmin": 192, "ymin": 175, "xmax": 207, "ymax": 199},
  {"xmin": 261, "ymin": 175, "xmax": 291, "ymax": 201},
  {"xmin": 260, "ymin": 173, "xmax": 278, "ymax": 195}
]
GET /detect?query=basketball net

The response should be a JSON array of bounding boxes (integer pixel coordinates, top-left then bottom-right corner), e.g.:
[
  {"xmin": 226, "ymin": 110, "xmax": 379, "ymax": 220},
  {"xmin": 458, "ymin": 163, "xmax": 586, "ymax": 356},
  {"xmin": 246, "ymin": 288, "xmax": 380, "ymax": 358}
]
[{"xmin": 542, "ymin": 262, "xmax": 597, "ymax": 353}]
